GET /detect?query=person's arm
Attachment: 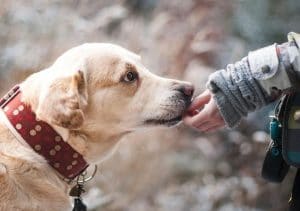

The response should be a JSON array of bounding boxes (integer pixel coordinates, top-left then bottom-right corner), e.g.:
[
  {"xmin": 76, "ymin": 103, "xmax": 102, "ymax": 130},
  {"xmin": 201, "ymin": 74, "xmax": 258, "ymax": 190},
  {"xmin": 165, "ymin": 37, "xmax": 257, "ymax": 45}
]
[{"xmin": 184, "ymin": 32, "xmax": 300, "ymax": 130}]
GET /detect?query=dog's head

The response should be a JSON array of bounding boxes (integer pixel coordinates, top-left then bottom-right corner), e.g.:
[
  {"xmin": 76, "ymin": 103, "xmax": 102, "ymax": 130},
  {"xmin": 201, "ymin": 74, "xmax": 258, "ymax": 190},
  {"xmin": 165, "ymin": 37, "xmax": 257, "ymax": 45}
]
[
  {"xmin": 24, "ymin": 44, "xmax": 194, "ymax": 162},
  {"xmin": 34, "ymin": 43, "xmax": 194, "ymax": 134}
]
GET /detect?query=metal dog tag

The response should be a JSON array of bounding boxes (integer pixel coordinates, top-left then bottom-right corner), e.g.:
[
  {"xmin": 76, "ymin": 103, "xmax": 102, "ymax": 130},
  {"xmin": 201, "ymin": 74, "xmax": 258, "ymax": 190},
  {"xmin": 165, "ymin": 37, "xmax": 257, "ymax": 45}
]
[
  {"xmin": 73, "ymin": 198, "xmax": 87, "ymax": 211},
  {"xmin": 70, "ymin": 184, "xmax": 87, "ymax": 211},
  {"xmin": 69, "ymin": 184, "xmax": 85, "ymax": 197}
]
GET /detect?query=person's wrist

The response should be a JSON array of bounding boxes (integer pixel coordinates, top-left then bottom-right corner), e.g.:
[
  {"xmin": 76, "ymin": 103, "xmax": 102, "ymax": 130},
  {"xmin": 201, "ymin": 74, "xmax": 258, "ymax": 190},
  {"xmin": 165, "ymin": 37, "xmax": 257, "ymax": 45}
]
[
  {"xmin": 276, "ymin": 44, "xmax": 280, "ymax": 58},
  {"xmin": 276, "ymin": 41, "xmax": 297, "ymax": 69}
]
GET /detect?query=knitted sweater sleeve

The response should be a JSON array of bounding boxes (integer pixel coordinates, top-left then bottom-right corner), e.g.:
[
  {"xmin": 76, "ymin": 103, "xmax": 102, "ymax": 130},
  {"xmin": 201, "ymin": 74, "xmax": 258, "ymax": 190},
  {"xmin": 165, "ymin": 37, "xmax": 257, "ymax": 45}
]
[{"xmin": 206, "ymin": 32, "xmax": 300, "ymax": 128}]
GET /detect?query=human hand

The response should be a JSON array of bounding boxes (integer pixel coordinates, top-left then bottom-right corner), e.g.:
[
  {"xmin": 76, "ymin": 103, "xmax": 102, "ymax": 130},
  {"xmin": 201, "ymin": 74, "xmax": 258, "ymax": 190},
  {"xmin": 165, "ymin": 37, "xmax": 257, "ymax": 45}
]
[{"xmin": 183, "ymin": 89, "xmax": 225, "ymax": 132}]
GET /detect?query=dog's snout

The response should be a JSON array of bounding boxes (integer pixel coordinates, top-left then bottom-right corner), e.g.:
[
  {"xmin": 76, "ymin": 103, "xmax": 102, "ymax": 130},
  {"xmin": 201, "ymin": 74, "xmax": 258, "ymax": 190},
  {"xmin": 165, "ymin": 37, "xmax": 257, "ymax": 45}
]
[{"xmin": 176, "ymin": 84, "xmax": 194, "ymax": 98}]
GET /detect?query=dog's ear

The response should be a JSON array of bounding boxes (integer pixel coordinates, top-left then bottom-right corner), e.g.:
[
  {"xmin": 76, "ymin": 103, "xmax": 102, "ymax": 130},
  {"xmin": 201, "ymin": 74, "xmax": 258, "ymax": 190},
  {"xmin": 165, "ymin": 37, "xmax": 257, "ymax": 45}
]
[{"xmin": 36, "ymin": 70, "xmax": 88, "ymax": 130}]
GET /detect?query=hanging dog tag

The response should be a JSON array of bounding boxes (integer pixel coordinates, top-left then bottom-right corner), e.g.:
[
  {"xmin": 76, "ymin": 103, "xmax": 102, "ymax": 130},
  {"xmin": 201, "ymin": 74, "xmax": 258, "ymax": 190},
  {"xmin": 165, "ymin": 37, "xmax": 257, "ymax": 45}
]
[
  {"xmin": 70, "ymin": 184, "xmax": 87, "ymax": 211},
  {"xmin": 69, "ymin": 166, "xmax": 98, "ymax": 211},
  {"xmin": 69, "ymin": 184, "xmax": 85, "ymax": 197},
  {"xmin": 73, "ymin": 198, "xmax": 87, "ymax": 211}
]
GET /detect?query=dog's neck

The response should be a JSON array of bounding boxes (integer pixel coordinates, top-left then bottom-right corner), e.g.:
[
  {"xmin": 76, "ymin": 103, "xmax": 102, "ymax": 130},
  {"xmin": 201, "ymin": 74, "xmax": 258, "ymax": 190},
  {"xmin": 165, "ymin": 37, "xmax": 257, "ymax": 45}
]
[{"xmin": 20, "ymin": 70, "xmax": 127, "ymax": 164}]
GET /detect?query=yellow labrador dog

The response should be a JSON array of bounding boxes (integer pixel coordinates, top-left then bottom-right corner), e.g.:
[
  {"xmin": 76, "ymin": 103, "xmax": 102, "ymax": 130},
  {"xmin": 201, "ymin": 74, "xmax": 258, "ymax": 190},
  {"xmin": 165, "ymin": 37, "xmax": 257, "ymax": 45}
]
[{"xmin": 0, "ymin": 43, "xmax": 194, "ymax": 210}]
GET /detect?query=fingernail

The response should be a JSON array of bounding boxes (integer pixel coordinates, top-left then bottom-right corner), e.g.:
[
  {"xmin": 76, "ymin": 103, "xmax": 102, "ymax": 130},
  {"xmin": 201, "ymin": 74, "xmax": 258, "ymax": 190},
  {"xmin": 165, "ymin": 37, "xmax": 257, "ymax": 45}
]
[{"xmin": 187, "ymin": 110, "xmax": 198, "ymax": 116}]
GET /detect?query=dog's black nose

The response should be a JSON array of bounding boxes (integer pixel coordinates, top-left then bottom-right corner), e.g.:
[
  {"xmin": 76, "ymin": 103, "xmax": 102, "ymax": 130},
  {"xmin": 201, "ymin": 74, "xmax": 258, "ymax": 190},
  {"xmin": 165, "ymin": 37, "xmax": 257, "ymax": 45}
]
[{"xmin": 176, "ymin": 84, "xmax": 194, "ymax": 98}]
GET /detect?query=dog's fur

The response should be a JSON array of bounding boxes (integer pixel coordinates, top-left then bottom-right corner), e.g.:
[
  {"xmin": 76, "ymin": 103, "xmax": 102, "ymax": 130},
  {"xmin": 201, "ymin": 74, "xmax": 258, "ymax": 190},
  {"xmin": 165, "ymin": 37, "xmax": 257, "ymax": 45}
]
[{"xmin": 0, "ymin": 43, "xmax": 193, "ymax": 210}]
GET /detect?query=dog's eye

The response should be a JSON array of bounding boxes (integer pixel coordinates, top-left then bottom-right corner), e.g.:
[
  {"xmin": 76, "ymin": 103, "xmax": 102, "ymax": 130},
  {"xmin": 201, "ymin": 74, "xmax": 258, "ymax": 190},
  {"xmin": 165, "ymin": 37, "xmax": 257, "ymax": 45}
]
[{"xmin": 123, "ymin": 71, "xmax": 138, "ymax": 83}]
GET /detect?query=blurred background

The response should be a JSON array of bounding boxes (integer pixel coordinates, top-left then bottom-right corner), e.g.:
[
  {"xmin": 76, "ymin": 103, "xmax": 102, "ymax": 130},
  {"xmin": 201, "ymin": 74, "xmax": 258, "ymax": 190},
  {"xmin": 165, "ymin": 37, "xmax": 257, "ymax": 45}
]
[{"xmin": 1, "ymin": 0, "xmax": 300, "ymax": 210}]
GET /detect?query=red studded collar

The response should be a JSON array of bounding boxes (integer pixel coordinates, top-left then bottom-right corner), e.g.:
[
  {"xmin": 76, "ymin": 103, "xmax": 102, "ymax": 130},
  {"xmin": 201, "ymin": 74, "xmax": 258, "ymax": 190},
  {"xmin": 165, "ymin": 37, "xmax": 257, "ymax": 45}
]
[{"xmin": 0, "ymin": 85, "xmax": 89, "ymax": 180}]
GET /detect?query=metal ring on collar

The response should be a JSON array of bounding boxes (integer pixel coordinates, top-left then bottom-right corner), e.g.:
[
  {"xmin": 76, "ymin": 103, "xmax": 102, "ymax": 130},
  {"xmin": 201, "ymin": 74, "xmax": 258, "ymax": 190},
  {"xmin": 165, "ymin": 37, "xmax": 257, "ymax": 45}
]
[{"xmin": 77, "ymin": 165, "xmax": 98, "ymax": 184}]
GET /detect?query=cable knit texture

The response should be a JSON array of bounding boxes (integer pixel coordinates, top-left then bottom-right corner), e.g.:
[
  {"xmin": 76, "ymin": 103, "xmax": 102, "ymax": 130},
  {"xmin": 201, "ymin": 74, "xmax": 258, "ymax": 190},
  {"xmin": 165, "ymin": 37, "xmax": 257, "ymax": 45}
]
[{"xmin": 207, "ymin": 58, "xmax": 270, "ymax": 128}]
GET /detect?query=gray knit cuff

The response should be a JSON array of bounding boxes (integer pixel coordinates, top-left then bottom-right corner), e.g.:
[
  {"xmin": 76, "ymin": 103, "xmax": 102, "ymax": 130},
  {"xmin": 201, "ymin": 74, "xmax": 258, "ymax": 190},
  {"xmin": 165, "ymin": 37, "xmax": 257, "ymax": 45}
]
[
  {"xmin": 207, "ymin": 58, "xmax": 269, "ymax": 128},
  {"xmin": 212, "ymin": 87, "xmax": 243, "ymax": 128},
  {"xmin": 207, "ymin": 71, "xmax": 242, "ymax": 128}
]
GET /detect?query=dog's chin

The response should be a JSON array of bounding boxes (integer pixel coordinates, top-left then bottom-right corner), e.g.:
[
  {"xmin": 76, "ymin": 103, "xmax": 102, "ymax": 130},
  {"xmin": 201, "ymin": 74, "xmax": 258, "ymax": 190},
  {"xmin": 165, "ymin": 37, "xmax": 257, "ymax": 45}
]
[
  {"xmin": 144, "ymin": 116, "xmax": 182, "ymax": 127},
  {"xmin": 144, "ymin": 98, "xmax": 191, "ymax": 127}
]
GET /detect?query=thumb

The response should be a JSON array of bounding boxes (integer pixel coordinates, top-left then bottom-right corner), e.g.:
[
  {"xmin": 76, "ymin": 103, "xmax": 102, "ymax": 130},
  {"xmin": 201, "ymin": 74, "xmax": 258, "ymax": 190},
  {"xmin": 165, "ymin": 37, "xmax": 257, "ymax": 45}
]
[{"xmin": 187, "ymin": 89, "xmax": 211, "ymax": 112}]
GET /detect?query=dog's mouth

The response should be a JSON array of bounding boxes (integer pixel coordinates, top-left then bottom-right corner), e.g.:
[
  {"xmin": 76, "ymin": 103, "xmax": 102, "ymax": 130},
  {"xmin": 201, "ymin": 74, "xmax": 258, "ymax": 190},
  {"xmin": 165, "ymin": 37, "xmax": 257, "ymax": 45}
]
[
  {"xmin": 144, "ymin": 116, "xmax": 182, "ymax": 126},
  {"xmin": 143, "ymin": 95, "xmax": 192, "ymax": 127}
]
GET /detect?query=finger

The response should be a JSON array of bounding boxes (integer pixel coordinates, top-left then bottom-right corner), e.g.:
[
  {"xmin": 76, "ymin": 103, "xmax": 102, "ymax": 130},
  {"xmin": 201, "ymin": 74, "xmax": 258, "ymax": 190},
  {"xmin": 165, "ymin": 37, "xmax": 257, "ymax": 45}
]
[
  {"xmin": 183, "ymin": 105, "xmax": 211, "ymax": 127},
  {"xmin": 185, "ymin": 109, "xmax": 199, "ymax": 117},
  {"xmin": 201, "ymin": 123, "xmax": 221, "ymax": 131},
  {"xmin": 187, "ymin": 89, "xmax": 211, "ymax": 112},
  {"xmin": 195, "ymin": 121, "xmax": 210, "ymax": 129},
  {"xmin": 195, "ymin": 122, "xmax": 219, "ymax": 131},
  {"xmin": 203, "ymin": 124, "xmax": 225, "ymax": 133},
  {"xmin": 193, "ymin": 111, "xmax": 225, "ymax": 131},
  {"xmin": 182, "ymin": 114, "xmax": 197, "ymax": 126}
]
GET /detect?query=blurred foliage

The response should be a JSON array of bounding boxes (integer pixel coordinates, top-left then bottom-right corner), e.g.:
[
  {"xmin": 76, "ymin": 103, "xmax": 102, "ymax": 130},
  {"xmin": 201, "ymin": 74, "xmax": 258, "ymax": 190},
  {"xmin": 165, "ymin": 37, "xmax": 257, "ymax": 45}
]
[{"xmin": 0, "ymin": 0, "xmax": 299, "ymax": 210}]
